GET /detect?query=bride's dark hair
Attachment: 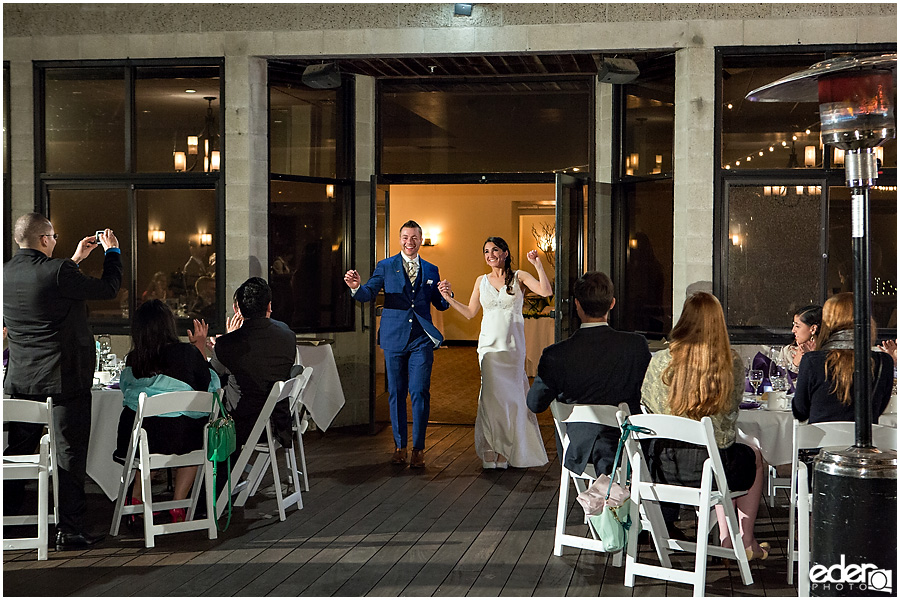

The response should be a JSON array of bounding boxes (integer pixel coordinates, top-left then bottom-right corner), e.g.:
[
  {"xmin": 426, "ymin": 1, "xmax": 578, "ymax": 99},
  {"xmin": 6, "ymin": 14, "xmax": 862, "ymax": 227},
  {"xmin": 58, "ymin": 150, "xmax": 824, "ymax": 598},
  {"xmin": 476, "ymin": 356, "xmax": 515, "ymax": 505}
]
[{"xmin": 484, "ymin": 236, "xmax": 514, "ymax": 295}]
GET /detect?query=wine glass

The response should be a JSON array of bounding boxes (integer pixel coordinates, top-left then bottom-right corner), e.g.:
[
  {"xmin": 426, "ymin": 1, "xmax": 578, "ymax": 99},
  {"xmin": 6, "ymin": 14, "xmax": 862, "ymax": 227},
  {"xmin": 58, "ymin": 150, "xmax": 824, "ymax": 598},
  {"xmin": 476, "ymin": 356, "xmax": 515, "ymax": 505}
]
[{"xmin": 748, "ymin": 369, "xmax": 764, "ymax": 395}]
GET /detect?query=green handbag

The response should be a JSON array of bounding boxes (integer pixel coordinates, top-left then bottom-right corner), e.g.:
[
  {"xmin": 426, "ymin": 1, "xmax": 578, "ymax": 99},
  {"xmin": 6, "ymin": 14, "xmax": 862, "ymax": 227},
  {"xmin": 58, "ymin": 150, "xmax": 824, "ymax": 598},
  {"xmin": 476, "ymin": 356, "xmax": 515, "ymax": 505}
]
[{"xmin": 207, "ymin": 391, "xmax": 235, "ymax": 530}]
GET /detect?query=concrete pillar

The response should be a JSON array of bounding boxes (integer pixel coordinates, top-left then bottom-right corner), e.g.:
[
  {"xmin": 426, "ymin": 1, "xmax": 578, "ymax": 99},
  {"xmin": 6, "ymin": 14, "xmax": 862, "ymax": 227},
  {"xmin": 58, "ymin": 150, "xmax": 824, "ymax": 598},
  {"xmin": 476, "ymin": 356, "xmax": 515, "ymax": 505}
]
[
  {"xmin": 594, "ymin": 80, "xmax": 614, "ymax": 274},
  {"xmin": 223, "ymin": 55, "xmax": 268, "ymax": 305},
  {"xmin": 8, "ymin": 59, "xmax": 35, "ymax": 241},
  {"xmin": 672, "ymin": 47, "xmax": 716, "ymax": 321}
]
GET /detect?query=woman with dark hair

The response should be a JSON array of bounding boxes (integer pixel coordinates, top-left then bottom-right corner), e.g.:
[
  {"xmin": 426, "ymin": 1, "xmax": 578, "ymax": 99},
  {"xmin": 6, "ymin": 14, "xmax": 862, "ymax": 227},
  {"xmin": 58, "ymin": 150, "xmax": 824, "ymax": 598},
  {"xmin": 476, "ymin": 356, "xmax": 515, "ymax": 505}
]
[
  {"xmin": 114, "ymin": 299, "xmax": 220, "ymax": 524},
  {"xmin": 779, "ymin": 304, "xmax": 822, "ymax": 373},
  {"xmin": 793, "ymin": 292, "xmax": 893, "ymax": 424},
  {"xmin": 642, "ymin": 292, "xmax": 768, "ymax": 561},
  {"xmin": 438, "ymin": 237, "xmax": 552, "ymax": 469}
]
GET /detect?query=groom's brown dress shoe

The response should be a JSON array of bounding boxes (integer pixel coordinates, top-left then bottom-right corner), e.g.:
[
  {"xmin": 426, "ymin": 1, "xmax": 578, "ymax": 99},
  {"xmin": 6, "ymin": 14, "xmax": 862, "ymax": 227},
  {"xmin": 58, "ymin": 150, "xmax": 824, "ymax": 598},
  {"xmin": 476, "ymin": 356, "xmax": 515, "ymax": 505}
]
[
  {"xmin": 410, "ymin": 448, "xmax": 425, "ymax": 468},
  {"xmin": 391, "ymin": 447, "xmax": 408, "ymax": 465}
]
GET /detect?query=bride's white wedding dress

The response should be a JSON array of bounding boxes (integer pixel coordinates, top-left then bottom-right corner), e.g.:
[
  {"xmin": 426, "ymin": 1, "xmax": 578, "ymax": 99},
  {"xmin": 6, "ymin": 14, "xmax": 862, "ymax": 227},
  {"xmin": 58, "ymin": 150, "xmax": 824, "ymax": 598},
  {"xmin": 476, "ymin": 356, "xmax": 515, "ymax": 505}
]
[{"xmin": 475, "ymin": 272, "xmax": 548, "ymax": 467}]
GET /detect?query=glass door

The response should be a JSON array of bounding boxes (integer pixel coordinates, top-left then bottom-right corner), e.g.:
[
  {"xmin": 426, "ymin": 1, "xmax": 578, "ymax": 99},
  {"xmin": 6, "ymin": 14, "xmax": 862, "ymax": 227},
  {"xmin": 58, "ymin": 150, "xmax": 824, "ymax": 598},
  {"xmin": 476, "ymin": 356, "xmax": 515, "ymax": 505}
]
[
  {"xmin": 369, "ymin": 177, "xmax": 390, "ymax": 430},
  {"xmin": 555, "ymin": 173, "xmax": 589, "ymax": 341}
]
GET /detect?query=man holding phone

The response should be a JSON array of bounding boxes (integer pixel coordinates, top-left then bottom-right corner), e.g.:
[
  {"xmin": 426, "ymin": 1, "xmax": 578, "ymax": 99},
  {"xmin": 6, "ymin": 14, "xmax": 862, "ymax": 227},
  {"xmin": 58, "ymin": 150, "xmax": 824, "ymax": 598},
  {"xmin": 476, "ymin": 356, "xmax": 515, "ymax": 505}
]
[{"xmin": 4, "ymin": 213, "xmax": 122, "ymax": 549}]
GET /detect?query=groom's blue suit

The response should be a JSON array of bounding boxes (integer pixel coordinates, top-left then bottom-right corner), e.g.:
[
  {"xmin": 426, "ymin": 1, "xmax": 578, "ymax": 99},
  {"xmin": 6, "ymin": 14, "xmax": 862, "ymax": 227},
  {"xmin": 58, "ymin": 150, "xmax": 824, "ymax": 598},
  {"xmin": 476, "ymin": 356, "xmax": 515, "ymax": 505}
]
[{"xmin": 352, "ymin": 253, "xmax": 450, "ymax": 449}]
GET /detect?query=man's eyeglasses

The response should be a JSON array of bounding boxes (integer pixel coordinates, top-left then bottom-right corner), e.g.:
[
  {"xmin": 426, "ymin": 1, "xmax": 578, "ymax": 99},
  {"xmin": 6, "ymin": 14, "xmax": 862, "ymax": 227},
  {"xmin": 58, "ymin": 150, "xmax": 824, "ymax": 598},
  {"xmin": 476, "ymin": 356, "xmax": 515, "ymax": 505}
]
[{"xmin": 41, "ymin": 233, "xmax": 59, "ymax": 240}]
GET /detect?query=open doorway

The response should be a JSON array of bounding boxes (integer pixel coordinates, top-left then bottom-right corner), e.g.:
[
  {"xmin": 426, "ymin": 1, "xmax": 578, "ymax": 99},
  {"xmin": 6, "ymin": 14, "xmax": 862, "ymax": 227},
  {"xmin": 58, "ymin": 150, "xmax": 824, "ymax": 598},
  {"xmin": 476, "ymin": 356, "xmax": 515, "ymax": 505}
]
[{"xmin": 375, "ymin": 182, "xmax": 558, "ymax": 426}]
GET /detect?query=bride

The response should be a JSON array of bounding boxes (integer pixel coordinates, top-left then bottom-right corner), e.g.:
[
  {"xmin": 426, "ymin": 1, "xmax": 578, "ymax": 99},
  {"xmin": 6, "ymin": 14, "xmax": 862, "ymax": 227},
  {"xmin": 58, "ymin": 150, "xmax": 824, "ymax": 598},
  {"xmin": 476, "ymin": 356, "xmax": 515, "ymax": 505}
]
[{"xmin": 438, "ymin": 237, "xmax": 551, "ymax": 469}]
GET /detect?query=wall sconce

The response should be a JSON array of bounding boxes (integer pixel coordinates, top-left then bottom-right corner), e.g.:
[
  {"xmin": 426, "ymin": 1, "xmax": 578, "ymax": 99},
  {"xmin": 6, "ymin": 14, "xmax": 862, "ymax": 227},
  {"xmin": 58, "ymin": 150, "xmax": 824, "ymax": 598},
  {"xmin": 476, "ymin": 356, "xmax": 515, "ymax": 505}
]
[
  {"xmin": 326, "ymin": 184, "xmax": 334, "ymax": 199},
  {"xmin": 187, "ymin": 136, "xmax": 199, "ymax": 155},
  {"xmin": 796, "ymin": 185, "xmax": 805, "ymax": 195},
  {"xmin": 173, "ymin": 152, "xmax": 186, "ymax": 172},
  {"xmin": 210, "ymin": 151, "xmax": 220, "ymax": 171},
  {"xmin": 149, "ymin": 230, "xmax": 166, "ymax": 244},
  {"xmin": 199, "ymin": 233, "xmax": 213, "ymax": 246},
  {"xmin": 804, "ymin": 145, "xmax": 817, "ymax": 167},
  {"xmin": 763, "ymin": 186, "xmax": 772, "ymax": 196},
  {"xmin": 808, "ymin": 186, "xmax": 822, "ymax": 195},
  {"xmin": 731, "ymin": 233, "xmax": 741, "ymax": 246},
  {"xmin": 833, "ymin": 148, "xmax": 845, "ymax": 165},
  {"xmin": 629, "ymin": 238, "xmax": 638, "ymax": 249},
  {"xmin": 421, "ymin": 229, "xmax": 439, "ymax": 246},
  {"xmin": 629, "ymin": 153, "xmax": 639, "ymax": 170}
]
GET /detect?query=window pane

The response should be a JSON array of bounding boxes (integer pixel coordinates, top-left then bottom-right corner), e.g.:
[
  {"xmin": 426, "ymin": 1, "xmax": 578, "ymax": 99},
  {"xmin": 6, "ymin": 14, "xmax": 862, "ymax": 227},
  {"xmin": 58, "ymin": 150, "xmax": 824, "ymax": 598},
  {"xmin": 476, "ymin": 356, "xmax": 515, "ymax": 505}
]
[
  {"xmin": 45, "ymin": 67, "xmax": 125, "ymax": 173},
  {"xmin": 827, "ymin": 185, "xmax": 897, "ymax": 328},
  {"xmin": 380, "ymin": 80, "xmax": 590, "ymax": 174},
  {"xmin": 726, "ymin": 183, "xmax": 822, "ymax": 328},
  {"xmin": 722, "ymin": 53, "xmax": 826, "ymax": 171},
  {"xmin": 135, "ymin": 66, "xmax": 221, "ymax": 173},
  {"xmin": 47, "ymin": 189, "xmax": 131, "ymax": 322},
  {"xmin": 135, "ymin": 189, "xmax": 217, "ymax": 324},
  {"xmin": 619, "ymin": 180, "xmax": 673, "ymax": 336},
  {"xmin": 269, "ymin": 179, "xmax": 352, "ymax": 331},
  {"xmin": 270, "ymin": 83, "xmax": 342, "ymax": 178},
  {"xmin": 623, "ymin": 68, "xmax": 674, "ymax": 177}
]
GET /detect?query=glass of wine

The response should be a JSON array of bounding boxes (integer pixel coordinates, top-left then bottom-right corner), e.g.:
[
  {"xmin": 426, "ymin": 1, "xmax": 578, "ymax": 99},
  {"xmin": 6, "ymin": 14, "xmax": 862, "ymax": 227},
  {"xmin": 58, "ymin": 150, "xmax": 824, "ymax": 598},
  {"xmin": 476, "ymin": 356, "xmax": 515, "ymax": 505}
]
[{"xmin": 748, "ymin": 369, "xmax": 764, "ymax": 395}]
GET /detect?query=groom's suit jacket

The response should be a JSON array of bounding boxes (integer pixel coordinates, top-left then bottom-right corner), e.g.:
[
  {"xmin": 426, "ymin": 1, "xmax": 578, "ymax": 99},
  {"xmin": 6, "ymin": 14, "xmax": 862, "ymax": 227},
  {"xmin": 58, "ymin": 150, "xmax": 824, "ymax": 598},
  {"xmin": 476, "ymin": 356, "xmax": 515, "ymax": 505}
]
[
  {"xmin": 352, "ymin": 253, "xmax": 450, "ymax": 352},
  {"xmin": 527, "ymin": 325, "xmax": 651, "ymax": 476}
]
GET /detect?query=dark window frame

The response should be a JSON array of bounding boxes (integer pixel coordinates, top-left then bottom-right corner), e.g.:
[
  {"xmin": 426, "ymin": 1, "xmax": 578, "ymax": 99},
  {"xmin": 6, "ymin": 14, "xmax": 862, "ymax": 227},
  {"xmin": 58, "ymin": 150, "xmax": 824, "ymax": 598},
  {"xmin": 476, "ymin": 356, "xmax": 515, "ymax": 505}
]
[
  {"xmin": 715, "ymin": 45, "xmax": 897, "ymax": 344},
  {"xmin": 267, "ymin": 65, "xmax": 356, "ymax": 334},
  {"xmin": 34, "ymin": 58, "xmax": 226, "ymax": 335}
]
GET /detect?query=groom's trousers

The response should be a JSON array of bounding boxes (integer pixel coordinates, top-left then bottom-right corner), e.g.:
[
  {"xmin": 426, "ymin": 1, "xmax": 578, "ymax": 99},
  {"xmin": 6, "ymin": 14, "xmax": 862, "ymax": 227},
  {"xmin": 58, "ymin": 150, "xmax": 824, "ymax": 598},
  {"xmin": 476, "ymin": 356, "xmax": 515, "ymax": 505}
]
[{"xmin": 383, "ymin": 331, "xmax": 434, "ymax": 450}]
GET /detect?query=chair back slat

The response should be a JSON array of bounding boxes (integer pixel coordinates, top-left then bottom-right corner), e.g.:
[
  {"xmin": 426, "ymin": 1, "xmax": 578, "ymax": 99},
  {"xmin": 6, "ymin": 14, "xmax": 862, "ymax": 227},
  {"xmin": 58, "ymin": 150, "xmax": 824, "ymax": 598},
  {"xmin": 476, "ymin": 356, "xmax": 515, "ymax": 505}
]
[
  {"xmin": 287, "ymin": 369, "xmax": 313, "ymax": 412},
  {"xmin": 3, "ymin": 398, "xmax": 51, "ymax": 425},
  {"xmin": 137, "ymin": 390, "xmax": 216, "ymax": 420}
]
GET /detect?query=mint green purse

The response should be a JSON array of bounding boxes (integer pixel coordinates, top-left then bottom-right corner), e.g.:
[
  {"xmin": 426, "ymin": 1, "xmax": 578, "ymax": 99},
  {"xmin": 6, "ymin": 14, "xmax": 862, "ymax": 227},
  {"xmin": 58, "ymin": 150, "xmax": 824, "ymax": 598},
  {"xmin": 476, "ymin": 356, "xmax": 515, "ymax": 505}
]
[{"xmin": 207, "ymin": 392, "xmax": 235, "ymax": 530}]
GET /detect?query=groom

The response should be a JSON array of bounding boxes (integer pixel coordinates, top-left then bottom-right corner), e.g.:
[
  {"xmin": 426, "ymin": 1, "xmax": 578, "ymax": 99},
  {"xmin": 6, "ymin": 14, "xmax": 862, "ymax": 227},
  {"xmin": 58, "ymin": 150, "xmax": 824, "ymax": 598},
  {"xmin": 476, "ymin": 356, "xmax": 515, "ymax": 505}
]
[{"xmin": 344, "ymin": 220, "xmax": 450, "ymax": 468}]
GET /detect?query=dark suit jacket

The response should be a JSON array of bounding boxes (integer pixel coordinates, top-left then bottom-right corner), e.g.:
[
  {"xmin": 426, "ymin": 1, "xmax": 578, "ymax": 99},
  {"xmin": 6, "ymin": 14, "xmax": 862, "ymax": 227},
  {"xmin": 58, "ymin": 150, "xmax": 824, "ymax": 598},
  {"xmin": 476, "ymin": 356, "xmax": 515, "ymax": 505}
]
[
  {"xmin": 527, "ymin": 324, "xmax": 651, "ymax": 475},
  {"xmin": 351, "ymin": 254, "xmax": 449, "ymax": 352},
  {"xmin": 793, "ymin": 350, "xmax": 893, "ymax": 424},
  {"xmin": 211, "ymin": 317, "xmax": 296, "ymax": 447},
  {"xmin": 3, "ymin": 247, "xmax": 122, "ymax": 397}
]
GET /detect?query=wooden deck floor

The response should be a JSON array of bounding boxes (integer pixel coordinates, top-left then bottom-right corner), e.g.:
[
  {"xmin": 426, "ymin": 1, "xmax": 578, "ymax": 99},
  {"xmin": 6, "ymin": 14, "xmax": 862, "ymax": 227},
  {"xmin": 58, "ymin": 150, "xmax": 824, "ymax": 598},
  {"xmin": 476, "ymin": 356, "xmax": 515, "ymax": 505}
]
[{"xmin": 3, "ymin": 421, "xmax": 798, "ymax": 597}]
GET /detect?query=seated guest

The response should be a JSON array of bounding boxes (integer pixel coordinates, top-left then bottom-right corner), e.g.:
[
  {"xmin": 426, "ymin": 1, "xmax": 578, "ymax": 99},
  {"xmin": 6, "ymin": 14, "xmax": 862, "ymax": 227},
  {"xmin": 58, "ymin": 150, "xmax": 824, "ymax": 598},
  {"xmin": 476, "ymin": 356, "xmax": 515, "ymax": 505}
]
[
  {"xmin": 526, "ymin": 271, "xmax": 651, "ymax": 476},
  {"xmin": 115, "ymin": 300, "xmax": 220, "ymax": 524},
  {"xmin": 780, "ymin": 304, "xmax": 822, "ymax": 373},
  {"xmin": 641, "ymin": 292, "xmax": 768, "ymax": 561},
  {"xmin": 209, "ymin": 277, "xmax": 297, "ymax": 452},
  {"xmin": 793, "ymin": 292, "xmax": 893, "ymax": 424}
]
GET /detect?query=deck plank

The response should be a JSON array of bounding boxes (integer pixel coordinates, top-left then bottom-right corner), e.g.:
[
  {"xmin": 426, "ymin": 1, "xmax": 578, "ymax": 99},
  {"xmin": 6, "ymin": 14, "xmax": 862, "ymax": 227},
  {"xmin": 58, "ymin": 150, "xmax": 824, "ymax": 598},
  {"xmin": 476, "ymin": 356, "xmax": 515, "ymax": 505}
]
[{"xmin": 2, "ymin": 421, "xmax": 796, "ymax": 598}]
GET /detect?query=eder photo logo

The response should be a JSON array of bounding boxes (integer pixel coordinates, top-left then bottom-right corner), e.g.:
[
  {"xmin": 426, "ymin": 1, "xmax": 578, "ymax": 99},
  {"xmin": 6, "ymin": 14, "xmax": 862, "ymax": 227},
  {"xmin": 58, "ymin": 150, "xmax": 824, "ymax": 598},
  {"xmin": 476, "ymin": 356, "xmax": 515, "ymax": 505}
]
[{"xmin": 809, "ymin": 555, "xmax": 893, "ymax": 594}]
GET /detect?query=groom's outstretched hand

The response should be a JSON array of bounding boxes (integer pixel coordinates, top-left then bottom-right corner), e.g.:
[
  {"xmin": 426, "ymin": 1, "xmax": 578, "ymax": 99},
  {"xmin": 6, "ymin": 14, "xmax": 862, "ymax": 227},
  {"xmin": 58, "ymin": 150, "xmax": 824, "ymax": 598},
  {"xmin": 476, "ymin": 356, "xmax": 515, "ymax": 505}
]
[{"xmin": 344, "ymin": 269, "xmax": 361, "ymax": 290}]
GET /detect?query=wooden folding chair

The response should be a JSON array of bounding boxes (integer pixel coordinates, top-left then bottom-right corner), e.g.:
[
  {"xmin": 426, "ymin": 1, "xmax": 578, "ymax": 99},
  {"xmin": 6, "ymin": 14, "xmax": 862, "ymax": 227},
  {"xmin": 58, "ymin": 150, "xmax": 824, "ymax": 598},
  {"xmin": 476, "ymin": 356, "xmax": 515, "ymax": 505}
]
[
  {"xmin": 617, "ymin": 412, "xmax": 754, "ymax": 597},
  {"xmin": 2, "ymin": 398, "xmax": 55, "ymax": 560},
  {"xmin": 109, "ymin": 390, "xmax": 219, "ymax": 548}
]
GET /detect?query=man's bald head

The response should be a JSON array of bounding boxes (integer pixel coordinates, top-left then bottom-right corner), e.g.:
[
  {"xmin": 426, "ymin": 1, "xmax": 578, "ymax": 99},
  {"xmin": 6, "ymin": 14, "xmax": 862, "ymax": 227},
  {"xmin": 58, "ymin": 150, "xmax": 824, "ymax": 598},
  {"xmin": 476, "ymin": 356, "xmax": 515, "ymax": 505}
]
[{"xmin": 14, "ymin": 213, "xmax": 53, "ymax": 248}]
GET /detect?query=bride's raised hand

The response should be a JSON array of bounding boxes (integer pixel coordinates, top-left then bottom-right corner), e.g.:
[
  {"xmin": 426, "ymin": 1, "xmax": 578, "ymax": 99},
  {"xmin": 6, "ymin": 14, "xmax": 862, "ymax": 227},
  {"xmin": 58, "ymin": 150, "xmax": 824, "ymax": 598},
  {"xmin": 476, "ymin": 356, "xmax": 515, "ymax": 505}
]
[{"xmin": 526, "ymin": 249, "xmax": 541, "ymax": 267}]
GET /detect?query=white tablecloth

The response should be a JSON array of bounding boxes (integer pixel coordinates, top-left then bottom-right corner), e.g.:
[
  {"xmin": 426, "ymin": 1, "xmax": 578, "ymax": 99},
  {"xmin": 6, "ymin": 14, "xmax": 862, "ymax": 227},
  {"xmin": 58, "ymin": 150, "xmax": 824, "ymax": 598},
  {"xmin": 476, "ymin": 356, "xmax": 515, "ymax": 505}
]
[
  {"xmin": 736, "ymin": 405, "xmax": 898, "ymax": 467},
  {"xmin": 87, "ymin": 389, "xmax": 126, "ymax": 501},
  {"xmin": 296, "ymin": 343, "xmax": 346, "ymax": 431},
  {"xmin": 524, "ymin": 317, "xmax": 554, "ymax": 377}
]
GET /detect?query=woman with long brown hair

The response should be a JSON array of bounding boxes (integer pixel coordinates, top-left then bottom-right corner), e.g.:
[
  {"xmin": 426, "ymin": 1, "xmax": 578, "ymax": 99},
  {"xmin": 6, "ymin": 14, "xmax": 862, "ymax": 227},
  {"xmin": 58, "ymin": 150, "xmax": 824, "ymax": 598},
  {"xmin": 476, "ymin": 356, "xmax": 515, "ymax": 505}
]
[
  {"xmin": 642, "ymin": 292, "xmax": 767, "ymax": 560},
  {"xmin": 438, "ymin": 236, "xmax": 551, "ymax": 469},
  {"xmin": 792, "ymin": 292, "xmax": 893, "ymax": 423}
]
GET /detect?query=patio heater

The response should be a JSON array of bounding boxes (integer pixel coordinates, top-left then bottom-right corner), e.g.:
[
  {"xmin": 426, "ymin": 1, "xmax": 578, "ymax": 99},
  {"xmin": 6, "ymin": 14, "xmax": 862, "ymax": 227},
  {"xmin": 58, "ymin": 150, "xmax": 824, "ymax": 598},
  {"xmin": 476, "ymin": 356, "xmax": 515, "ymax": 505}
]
[{"xmin": 747, "ymin": 54, "xmax": 896, "ymax": 596}]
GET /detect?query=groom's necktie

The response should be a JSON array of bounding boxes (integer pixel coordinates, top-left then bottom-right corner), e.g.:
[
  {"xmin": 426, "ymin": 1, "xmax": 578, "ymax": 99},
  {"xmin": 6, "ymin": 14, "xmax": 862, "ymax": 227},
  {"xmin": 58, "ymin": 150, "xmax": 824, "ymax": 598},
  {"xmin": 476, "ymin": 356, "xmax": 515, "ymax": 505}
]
[{"xmin": 406, "ymin": 260, "xmax": 418, "ymax": 286}]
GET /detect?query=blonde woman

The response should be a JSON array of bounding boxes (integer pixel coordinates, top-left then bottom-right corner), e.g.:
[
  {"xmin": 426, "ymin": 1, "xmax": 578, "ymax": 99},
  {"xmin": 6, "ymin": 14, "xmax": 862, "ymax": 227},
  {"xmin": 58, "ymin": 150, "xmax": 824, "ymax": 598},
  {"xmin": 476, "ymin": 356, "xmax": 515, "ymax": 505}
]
[
  {"xmin": 641, "ymin": 292, "xmax": 767, "ymax": 561},
  {"xmin": 793, "ymin": 292, "xmax": 893, "ymax": 424}
]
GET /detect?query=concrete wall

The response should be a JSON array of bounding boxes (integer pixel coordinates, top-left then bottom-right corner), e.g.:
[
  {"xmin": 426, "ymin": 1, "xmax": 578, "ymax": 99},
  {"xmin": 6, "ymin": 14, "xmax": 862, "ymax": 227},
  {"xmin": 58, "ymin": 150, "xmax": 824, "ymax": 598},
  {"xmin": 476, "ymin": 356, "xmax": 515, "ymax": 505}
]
[{"xmin": 4, "ymin": 2, "xmax": 896, "ymax": 426}]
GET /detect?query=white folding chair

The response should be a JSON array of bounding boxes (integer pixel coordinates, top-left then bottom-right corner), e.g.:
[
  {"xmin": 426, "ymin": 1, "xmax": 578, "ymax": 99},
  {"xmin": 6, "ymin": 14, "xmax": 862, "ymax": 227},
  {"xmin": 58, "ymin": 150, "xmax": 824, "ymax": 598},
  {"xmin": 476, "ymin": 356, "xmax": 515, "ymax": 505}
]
[
  {"xmin": 617, "ymin": 412, "xmax": 754, "ymax": 597},
  {"xmin": 766, "ymin": 464, "xmax": 791, "ymax": 507},
  {"xmin": 238, "ymin": 370, "xmax": 313, "ymax": 520},
  {"xmin": 109, "ymin": 390, "xmax": 219, "ymax": 548},
  {"xmin": 218, "ymin": 377, "xmax": 299, "ymax": 521},
  {"xmin": 788, "ymin": 420, "xmax": 897, "ymax": 596},
  {"xmin": 2, "ymin": 398, "xmax": 55, "ymax": 560}
]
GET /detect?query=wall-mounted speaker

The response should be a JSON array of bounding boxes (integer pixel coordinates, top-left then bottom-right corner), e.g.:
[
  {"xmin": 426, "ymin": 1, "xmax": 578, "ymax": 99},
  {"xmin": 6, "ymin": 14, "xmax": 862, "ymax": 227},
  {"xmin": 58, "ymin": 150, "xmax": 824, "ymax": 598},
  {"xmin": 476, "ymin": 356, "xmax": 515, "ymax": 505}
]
[
  {"xmin": 597, "ymin": 58, "xmax": 640, "ymax": 84},
  {"xmin": 302, "ymin": 63, "xmax": 341, "ymax": 89}
]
